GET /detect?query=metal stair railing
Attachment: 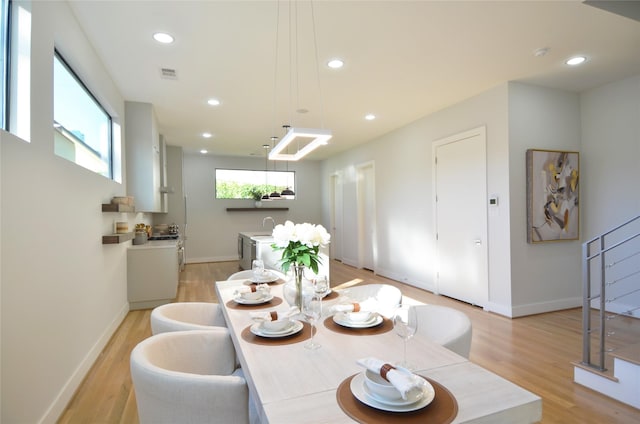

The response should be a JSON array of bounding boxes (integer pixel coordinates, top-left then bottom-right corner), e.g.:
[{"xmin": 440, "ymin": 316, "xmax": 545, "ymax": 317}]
[{"xmin": 582, "ymin": 214, "xmax": 640, "ymax": 371}]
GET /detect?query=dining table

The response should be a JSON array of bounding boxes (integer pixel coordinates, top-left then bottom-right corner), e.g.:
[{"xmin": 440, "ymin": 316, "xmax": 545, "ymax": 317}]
[{"xmin": 215, "ymin": 277, "xmax": 542, "ymax": 423}]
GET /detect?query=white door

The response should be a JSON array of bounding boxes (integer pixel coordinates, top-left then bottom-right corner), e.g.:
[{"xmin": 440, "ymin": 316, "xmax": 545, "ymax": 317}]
[
  {"xmin": 330, "ymin": 173, "xmax": 343, "ymax": 261},
  {"xmin": 357, "ymin": 162, "xmax": 376, "ymax": 271},
  {"xmin": 434, "ymin": 128, "xmax": 488, "ymax": 307}
]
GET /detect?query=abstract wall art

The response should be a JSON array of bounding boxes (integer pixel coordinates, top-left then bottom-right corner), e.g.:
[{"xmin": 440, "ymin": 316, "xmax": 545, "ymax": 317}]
[{"xmin": 526, "ymin": 149, "xmax": 579, "ymax": 243}]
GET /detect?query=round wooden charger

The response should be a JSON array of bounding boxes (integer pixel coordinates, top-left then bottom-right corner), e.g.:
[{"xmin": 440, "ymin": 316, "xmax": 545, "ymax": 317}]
[
  {"xmin": 226, "ymin": 296, "xmax": 283, "ymax": 310},
  {"xmin": 336, "ymin": 374, "xmax": 458, "ymax": 424},
  {"xmin": 323, "ymin": 316, "xmax": 393, "ymax": 336},
  {"xmin": 241, "ymin": 321, "xmax": 315, "ymax": 346},
  {"xmin": 324, "ymin": 290, "xmax": 339, "ymax": 300},
  {"xmin": 243, "ymin": 278, "xmax": 285, "ymax": 286}
]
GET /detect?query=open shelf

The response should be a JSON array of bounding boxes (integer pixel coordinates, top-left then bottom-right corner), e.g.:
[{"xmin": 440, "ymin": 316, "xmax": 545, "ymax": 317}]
[
  {"xmin": 226, "ymin": 208, "xmax": 289, "ymax": 212},
  {"xmin": 102, "ymin": 203, "xmax": 136, "ymax": 213},
  {"xmin": 102, "ymin": 232, "xmax": 135, "ymax": 244}
]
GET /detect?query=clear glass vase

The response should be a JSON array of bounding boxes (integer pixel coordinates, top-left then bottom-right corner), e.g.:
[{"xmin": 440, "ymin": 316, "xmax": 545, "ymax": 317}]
[{"xmin": 283, "ymin": 265, "xmax": 312, "ymax": 310}]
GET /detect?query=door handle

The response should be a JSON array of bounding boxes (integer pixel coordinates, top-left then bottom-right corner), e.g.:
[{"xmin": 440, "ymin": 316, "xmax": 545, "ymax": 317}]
[{"xmin": 474, "ymin": 239, "xmax": 482, "ymax": 246}]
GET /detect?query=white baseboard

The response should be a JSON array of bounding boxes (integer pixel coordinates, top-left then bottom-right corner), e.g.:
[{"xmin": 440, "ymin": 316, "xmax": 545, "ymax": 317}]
[
  {"xmin": 187, "ymin": 255, "xmax": 239, "ymax": 264},
  {"xmin": 511, "ymin": 296, "xmax": 582, "ymax": 318},
  {"xmin": 40, "ymin": 302, "xmax": 129, "ymax": 424}
]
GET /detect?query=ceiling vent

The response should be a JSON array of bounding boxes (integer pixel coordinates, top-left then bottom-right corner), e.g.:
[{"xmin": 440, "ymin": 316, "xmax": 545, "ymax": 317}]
[{"xmin": 160, "ymin": 68, "xmax": 178, "ymax": 80}]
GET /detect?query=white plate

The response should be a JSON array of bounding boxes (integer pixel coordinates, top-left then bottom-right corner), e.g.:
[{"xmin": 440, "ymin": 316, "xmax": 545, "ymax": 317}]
[
  {"xmin": 249, "ymin": 272, "xmax": 279, "ymax": 283},
  {"xmin": 234, "ymin": 294, "xmax": 274, "ymax": 305},
  {"xmin": 250, "ymin": 320, "xmax": 303, "ymax": 338},
  {"xmin": 333, "ymin": 312, "xmax": 383, "ymax": 328},
  {"xmin": 350, "ymin": 372, "xmax": 435, "ymax": 412},
  {"xmin": 362, "ymin": 376, "xmax": 435, "ymax": 407}
]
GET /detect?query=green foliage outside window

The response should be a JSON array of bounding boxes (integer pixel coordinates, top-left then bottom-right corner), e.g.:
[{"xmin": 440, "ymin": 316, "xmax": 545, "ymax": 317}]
[{"xmin": 216, "ymin": 182, "xmax": 286, "ymax": 199}]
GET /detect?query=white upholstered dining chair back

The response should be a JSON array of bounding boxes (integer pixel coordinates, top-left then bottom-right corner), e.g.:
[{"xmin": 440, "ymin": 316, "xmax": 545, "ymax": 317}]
[
  {"xmin": 336, "ymin": 283, "xmax": 402, "ymax": 318},
  {"xmin": 130, "ymin": 329, "xmax": 250, "ymax": 424},
  {"xmin": 413, "ymin": 304, "xmax": 472, "ymax": 358},
  {"xmin": 227, "ymin": 269, "xmax": 286, "ymax": 280},
  {"xmin": 150, "ymin": 302, "xmax": 227, "ymax": 335}
]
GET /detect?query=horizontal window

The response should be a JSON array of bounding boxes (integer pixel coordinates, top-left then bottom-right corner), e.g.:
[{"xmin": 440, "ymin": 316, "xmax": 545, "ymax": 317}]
[
  {"xmin": 215, "ymin": 168, "xmax": 295, "ymax": 200},
  {"xmin": 53, "ymin": 51, "xmax": 113, "ymax": 178}
]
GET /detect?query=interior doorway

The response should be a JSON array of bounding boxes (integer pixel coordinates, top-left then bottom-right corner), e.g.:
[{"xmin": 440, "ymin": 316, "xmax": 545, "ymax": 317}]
[
  {"xmin": 330, "ymin": 173, "xmax": 343, "ymax": 261},
  {"xmin": 357, "ymin": 161, "xmax": 376, "ymax": 271},
  {"xmin": 433, "ymin": 127, "xmax": 488, "ymax": 307}
]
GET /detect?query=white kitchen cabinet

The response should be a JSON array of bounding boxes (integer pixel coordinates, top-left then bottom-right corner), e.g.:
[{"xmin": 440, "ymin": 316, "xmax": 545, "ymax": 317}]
[
  {"xmin": 127, "ymin": 241, "xmax": 179, "ymax": 310},
  {"xmin": 125, "ymin": 101, "xmax": 166, "ymax": 212}
]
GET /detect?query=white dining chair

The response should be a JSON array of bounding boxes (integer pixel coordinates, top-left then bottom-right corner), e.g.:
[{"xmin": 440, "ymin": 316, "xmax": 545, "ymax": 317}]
[
  {"xmin": 150, "ymin": 302, "xmax": 227, "ymax": 335},
  {"xmin": 227, "ymin": 269, "xmax": 286, "ymax": 281},
  {"xmin": 130, "ymin": 329, "xmax": 251, "ymax": 424},
  {"xmin": 336, "ymin": 283, "xmax": 403, "ymax": 318},
  {"xmin": 413, "ymin": 304, "xmax": 472, "ymax": 358}
]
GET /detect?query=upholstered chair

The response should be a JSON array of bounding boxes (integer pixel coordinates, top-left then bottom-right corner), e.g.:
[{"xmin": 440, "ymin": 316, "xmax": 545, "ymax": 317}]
[
  {"xmin": 335, "ymin": 283, "xmax": 403, "ymax": 318},
  {"xmin": 413, "ymin": 304, "xmax": 472, "ymax": 358},
  {"xmin": 150, "ymin": 302, "xmax": 227, "ymax": 335},
  {"xmin": 130, "ymin": 329, "xmax": 250, "ymax": 424}
]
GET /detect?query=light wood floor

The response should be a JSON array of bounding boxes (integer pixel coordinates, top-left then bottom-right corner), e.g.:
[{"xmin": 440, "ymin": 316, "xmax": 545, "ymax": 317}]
[{"xmin": 58, "ymin": 260, "xmax": 640, "ymax": 424}]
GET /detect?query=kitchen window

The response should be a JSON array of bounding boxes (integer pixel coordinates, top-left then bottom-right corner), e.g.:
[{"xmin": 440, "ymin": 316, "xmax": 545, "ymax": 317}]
[
  {"xmin": 215, "ymin": 168, "xmax": 295, "ymax": 199},
  {"xmin": 53, "ymin": 50, "xmax": 113, "ymax": 179}
]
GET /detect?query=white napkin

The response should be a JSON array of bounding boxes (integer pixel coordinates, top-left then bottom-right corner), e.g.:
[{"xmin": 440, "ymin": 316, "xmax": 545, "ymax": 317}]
[
  {"xmin": 330, "ymin": 298, "xmax": 378, "ymax": 314},
  {"xmin": 356, "ymin": 357, "xmax": 425, "ymax": 401},
  {"xmin": 250, "ymin": 306, "xmax": 299, "ymax": 322}
]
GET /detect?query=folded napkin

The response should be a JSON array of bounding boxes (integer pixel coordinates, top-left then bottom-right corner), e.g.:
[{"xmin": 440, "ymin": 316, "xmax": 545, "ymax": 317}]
[
  {"xmin": 330, "ymin": 298, "xmax": 377, "ymax": 314},
  {"xmin": 356, "ymin": 357, "xmax": 425, "ymax": 401},
  {"xmin": 250, "ymin": 306, "xmax": 300, "ymax": 322}
]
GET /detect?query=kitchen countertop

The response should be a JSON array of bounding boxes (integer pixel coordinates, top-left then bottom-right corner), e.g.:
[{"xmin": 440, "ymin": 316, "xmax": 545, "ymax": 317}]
[
  {"xmin": 128, "ymin": 240, "xmax": 179, "ymax": 250},
  {"xmin": 239, "ymin": 231, "xmax": 274, "ymax": 242}
]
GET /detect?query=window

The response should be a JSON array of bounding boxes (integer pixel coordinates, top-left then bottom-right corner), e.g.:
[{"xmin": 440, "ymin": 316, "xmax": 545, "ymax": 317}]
[
  {"xmin": 0, "ymin": 0, "xmax": 8, "ymax": 129},
  {"xmin": 53, "ymin": 51, "xmax": 113, "ymax": 178},
  {"xmin": 215, "ymin": 169, "xmax": 295, "ymax": 199},
  {"xmin": 4, "ymin": 0, "xmax": 31, "ymax": 139}
]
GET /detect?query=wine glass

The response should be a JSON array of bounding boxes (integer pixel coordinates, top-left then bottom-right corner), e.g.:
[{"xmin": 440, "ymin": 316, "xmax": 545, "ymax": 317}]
[
  {"xmin": 251, "ymin": 259, "xmax": 265, "ymax": 280},
  {"xmin": 313, "ymin": 275, "xmax": 329, "ymax": 297},
  {"xmin": 393, "ymin": 304, "xmax": 417, "ymax": 369},
  {"xmin": 302, "ymin": 293, "xmax": 322, "ymax": 350}
]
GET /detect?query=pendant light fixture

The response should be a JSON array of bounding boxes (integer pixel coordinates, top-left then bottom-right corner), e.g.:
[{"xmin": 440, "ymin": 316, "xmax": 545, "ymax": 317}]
[
  {"xmin": 269, "ymin": 136, "xmax": 282, "ymax": 199},
  {"xmin": 280, "ymin": 125, "xmax": 296, "ymax": 198},
  {"xmin": 269, "ymin": 0, "xmax": 331, "ymax": 162},
  {"xmin": 261, "ymin": 144, "xmax": 271, "ymax": 201}
]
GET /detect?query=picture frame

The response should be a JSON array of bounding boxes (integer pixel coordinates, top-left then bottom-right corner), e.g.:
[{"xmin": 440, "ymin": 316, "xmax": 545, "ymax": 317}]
[{"xmin": 526, "ymin": 149, "xmax": 579, "ymax": 243}]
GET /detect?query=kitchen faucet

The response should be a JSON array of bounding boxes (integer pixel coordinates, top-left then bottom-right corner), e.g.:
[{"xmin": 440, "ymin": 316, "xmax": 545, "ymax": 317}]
[{"xmin": 262, "ymin": 216, "xmax": 275, "ymax": 230}]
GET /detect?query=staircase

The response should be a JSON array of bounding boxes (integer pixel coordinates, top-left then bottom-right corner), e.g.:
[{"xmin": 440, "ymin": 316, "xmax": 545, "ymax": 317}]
[{"xmin": 574, "ymin": 215, "xmax": 640, "ymax": 409}]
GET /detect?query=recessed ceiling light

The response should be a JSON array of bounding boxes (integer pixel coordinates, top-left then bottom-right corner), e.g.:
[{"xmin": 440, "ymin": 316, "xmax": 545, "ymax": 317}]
[
  {"xmin": 327, "ymin": 59, "xmax": 344, "ymax": 69},
  {"xmin": 207, "ymin": 98, "xmax": 220, "ymax": 106},
  {"xmin": 202, "ymin": 132, "xmax": 212, "ymax": 138},
  {"xmin": 153, "ymin": 32, "xmax": 174, "ymax": 44},
  {"xmin": 566, "ymin": 56, "xmax": 587, "ymax": 66},
  {"xmin": 365, "ymin": 114, "xmax": 376, "ymax": 121},
  {"xmin": 200, "ymin": 149, "xmax": 208, "ymax": 154}
]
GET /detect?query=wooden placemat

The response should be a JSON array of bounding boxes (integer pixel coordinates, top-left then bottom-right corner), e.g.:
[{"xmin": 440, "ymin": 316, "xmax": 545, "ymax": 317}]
[
  {"xmin": 226, "ymin": 296, "xmax": 283, "ymax": 310},
  {"xmin": 336, "ymin": 374, "xmax": 458, "ymax": 424},
  {"xmin": 241, "ymin": 321, "xmax": 314, "ymax": 346},
  {"xmin": 243, "ymin": 278, "xmax": 285, "ymax": 286},
  {"xmin": 323, "ymin": 316, "xmax": 393, "ymax": 336},
  {"xmin": 324, "ymin": 290, "xmax": 339, "ymax": 300}
]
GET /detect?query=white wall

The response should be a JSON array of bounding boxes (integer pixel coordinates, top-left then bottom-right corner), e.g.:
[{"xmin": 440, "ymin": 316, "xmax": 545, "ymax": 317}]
[
  {"xmin": 182, "ymin": 152, "xmax": 323, "ymax": 263},
  {"xmin": 580, "ymin": 75, "xmax": 640, "ymax": 314},
  {"xmin": 321, "ymin": 81, "xmax": 604, "ymax": 317},
  {"xmin": 507, "ymin": 82, "xmax": 583, "ymax": 316},
  {"xmin": 581, "ymin": 75, "xmax": 640, "ymax": 238},
  {"xmin": 322, "ymin": 84, "xmax": 514, "ymax": 313},
  {"xmin": 0, "ymin": 2, "xmax": 132, "ymax": 422}
]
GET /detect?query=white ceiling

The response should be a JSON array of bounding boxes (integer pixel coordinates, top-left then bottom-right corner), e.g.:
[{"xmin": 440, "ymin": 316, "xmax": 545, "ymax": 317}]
[{"xmin": 67, "ymin": 0, "xmax": 640, "ymax": 160}]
